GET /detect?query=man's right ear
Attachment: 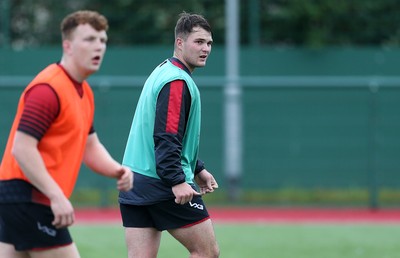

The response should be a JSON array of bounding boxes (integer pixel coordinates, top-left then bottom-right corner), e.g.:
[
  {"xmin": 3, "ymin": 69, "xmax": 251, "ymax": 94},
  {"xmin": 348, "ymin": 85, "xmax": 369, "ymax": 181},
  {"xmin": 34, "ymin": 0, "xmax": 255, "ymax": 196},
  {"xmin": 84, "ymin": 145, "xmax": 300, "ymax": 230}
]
[
  {"xmin": 176, "ymin": 37, "xmax": 184, "ymax": 49},
  {"xmin": 62, "ymin": 40, "xmax": 72, "ymax": 55}
]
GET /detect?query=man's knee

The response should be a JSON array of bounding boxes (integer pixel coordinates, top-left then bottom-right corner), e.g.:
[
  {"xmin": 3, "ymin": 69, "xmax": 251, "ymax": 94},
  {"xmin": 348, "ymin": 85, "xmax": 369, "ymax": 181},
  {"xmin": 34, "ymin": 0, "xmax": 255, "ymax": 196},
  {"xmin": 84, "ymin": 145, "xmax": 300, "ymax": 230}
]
[
  {"xmin": 211, "ymin": 244, "xmax": 220, "ymax": 258},
  {"xmin": 190, "ymin": 243, "xmax": 220, "ymax": 258}
]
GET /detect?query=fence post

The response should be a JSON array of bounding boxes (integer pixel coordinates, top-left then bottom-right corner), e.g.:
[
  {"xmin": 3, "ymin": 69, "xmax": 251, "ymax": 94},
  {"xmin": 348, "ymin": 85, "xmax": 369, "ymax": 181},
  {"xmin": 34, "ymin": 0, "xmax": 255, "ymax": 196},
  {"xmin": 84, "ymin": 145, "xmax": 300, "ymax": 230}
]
[
  {"xmin": 224, "ymin": 0, "xmax": 242, "ymax": 201},
  {"xmin": 367, "ymin": 81, "xmax": 379, "ymax": 209}
]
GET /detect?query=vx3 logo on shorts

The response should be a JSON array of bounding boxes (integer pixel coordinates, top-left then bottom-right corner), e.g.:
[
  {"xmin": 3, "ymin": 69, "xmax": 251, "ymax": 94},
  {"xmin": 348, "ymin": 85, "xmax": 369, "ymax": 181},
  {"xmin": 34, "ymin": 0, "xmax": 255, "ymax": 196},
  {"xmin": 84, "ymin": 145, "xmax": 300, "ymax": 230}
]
[
  {"xmin": 37, "ymin": 222, "xmax": 57, "ymax": 237},
  {"xmin": 189, "ymin": 201, "xmax": 204, "ymax": 210}
]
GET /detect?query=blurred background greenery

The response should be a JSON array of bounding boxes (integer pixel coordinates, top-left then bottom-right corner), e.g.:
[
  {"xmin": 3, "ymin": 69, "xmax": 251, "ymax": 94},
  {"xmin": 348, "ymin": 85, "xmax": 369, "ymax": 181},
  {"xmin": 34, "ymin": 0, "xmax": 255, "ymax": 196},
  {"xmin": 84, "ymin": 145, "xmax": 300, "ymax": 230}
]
[{"xmin": 2, "ymin": 0, "xmax": 400, "ymax": 48}]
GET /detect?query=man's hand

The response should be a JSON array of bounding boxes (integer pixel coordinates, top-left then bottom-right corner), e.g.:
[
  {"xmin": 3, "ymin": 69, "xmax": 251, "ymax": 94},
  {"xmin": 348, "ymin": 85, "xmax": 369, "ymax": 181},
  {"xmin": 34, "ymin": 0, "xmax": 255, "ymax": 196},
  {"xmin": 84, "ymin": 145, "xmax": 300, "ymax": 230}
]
[
  {"xmin": 116, "ymin": 166, "xmax": 134, "ymax": 192},
  {"xmin": 50, "ymin": 194, "xmax": 75, "ymax": 229},
  {"xmin": 195, "ymin": 169, "xmax": 219, "ymax": 195},
  {"xmin": 172, "ymin": 182, "xmax": 201, "ymax": 205}
]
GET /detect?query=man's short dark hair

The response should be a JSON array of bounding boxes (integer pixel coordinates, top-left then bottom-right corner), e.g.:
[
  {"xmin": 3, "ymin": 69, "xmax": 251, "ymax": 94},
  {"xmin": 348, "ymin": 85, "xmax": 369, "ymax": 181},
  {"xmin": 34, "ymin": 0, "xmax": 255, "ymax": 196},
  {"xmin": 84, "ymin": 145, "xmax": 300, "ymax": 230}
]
[{"xmin": 174, "ymin": 12, "xmax": 211, "ymax": 40}]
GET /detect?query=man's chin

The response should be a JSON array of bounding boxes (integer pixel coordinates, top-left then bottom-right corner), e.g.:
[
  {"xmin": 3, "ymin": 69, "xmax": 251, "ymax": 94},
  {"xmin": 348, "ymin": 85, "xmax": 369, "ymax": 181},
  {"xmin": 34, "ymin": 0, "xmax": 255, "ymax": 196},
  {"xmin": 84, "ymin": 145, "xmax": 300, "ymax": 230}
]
[{"xmin": 88, "ymin": 66, "xmax": 100, "ymax": 73}]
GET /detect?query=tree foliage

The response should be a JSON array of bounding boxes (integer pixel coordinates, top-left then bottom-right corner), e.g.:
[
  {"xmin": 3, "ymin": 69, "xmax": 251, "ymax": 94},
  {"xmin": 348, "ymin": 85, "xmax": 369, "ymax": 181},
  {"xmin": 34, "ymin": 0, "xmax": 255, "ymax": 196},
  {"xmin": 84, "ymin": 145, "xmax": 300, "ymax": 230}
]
[
  {"xmin": 259, "ymin": 0, "xmax": 400, "ymax": 47},
  {"xmin": 1, "ymin": 0, "xmax": 400, "ymax": 48}
]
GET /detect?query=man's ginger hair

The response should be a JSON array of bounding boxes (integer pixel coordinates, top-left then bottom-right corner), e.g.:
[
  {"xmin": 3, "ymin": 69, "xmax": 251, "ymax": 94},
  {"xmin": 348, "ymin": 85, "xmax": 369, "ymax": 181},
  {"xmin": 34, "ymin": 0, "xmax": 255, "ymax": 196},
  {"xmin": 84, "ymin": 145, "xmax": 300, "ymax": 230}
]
[{"xmin": 61, "ymin": 10, "xmax": 108, "ymax": 40}]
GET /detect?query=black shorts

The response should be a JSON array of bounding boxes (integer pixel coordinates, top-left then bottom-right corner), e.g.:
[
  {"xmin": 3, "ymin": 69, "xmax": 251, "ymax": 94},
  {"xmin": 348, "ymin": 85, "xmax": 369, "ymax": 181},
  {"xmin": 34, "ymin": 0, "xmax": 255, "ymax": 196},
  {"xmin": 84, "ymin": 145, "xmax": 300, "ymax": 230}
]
[
  {"xmin": 120, "ymin": 195, "xmax": 210, "ymax": 231},
  {"xmin": 0, "ymin": 203, "xmax": 72, "ymax": 251}
]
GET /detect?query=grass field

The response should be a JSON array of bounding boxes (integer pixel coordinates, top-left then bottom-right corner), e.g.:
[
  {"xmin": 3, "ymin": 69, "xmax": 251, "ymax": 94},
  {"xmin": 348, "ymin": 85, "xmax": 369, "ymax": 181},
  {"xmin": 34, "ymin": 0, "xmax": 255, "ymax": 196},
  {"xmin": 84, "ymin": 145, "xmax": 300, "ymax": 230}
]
[{"xmin": 71, "ymin": 223, "xmax": 400, "ymax": 258}]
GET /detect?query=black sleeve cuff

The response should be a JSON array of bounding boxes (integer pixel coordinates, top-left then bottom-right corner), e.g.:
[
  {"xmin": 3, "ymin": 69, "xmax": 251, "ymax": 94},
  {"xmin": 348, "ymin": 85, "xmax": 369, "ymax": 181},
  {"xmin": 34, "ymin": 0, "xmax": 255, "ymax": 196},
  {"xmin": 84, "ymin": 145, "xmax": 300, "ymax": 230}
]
[
  {"xmin": 194, "ymin": 159, "xmax": 205, "ymax": 175},
  {"xmin": 166, "ymin": 172, "xmax": 186, "ymax": 186}
]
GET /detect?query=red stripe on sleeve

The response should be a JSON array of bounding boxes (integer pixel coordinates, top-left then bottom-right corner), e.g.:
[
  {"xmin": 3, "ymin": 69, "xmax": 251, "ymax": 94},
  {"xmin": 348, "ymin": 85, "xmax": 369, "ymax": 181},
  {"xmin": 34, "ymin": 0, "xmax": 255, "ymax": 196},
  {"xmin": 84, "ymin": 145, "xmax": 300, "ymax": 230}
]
[
  {"xmin": 18, "ymin": 84, "xmax": 59, "ymax": 139},
  {"xmin": 166, "ymin": 80, "xmax": 184, "ymax": 134}
]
